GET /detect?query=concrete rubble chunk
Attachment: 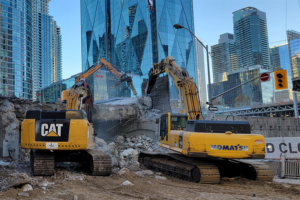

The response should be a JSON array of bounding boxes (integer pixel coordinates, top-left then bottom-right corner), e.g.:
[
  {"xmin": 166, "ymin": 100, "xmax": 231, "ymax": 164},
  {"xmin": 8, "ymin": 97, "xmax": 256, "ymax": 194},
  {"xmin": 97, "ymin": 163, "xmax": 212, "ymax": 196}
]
[
  {"xmin": 118, "ymin": 160, "xmax": 128, "ymax": 168},
  {"xmin": 21, "ymin": 184, "xmax": 33, "ymax": 192},
  {"xmin": 155, "ymin": 175, "xmax": 167, "ymax": 182},
  {"xmin": 93, "ymin": 97, "xmax": 152, "ymax": 122},
  {"xmin": 18, "ymin": 192, "xmax": 29, "ymax": 198},
  {"xmin": 8, "ymin": 173, "xmax": 31, "ymax": 189},
  {"xmin": 0, "ymin": 161, "xmax": 10, "ymax": 166},
  {"xmin": 141, "ymin": 76, "xmax": 171, "ymax": 113},
  {"xmin": 117, "ymin": 168, "xmax": 130, "ymax": 176},
  {"xmin": 135, "ymin": 171, "xmax": 144, "ymax": 177},
  {"xmin": 136, "ymin": 143, "xmax": 143, "ymax": 148},
  {"xmin": 128, "ymin": 161, "xmax": 140, "ymax": 171},
  {"xmin": 94, "ymin": 137, "xmax": 107, "ymax": 147},
  {"xmin": 137, "ymin": 96, "xmax": 152, "ymax": 109},
  {"xmin": 108, "ymin": 142, "xmax": 115, "ymax": 146},
  {"xmin": 120, "ymin": 148, "xmax": 138, "ymax": 159},
  {"xmin": 142, "ymin": 170, "xmax": 154, "ymax": 176},
  {"xmin": 111, "ymin": 157, "xmax": 119, "ymax": 167},
  {"xmin": 116, "ymin": 136, "xmax": 125, "ymax": 144},
  {"xmin": 121, "ymin": 180, "xmax": 134, "ymax": 186}
]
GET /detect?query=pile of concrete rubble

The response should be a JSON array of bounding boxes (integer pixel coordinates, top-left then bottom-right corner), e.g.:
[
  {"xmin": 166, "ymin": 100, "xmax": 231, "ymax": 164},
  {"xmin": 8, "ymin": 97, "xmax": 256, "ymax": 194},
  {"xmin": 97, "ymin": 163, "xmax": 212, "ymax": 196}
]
[{"xmin": 93, "ymin": 134, "xmax": 168, "ymax": 172}]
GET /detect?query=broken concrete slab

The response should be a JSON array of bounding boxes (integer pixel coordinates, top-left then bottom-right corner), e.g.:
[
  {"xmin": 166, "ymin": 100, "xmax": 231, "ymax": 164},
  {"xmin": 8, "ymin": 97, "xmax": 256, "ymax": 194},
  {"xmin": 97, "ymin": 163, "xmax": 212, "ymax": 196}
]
[
  {"xmin": 18, "ymin": 192, "xmax": 29, "ymax": 198},
  {"xmin": 135, "ymin": 171, "xmax": 144, "ymax": 177},
  {"xmin": 128, "ymin": 161, "xmax": 139, "ymax": 171},
  {"xmin": 155, "ymin": 175, "xmax": 167, "ymax": 182},
  {"xmin": 121, "ymin": 180, "xmax": 134, "ymax": 186},
  {"xmin": 142, "ymin": 170, "xmax": 154, "ymax": 176},
  {"xmin": 93, "ymin": 96, "xmax": 152, "ymax": 122},
  {"xmin": 21, "ymin": 184, "xmax": 33, "ymax": 192},
  {"xmin": 94, "ymin": 137, "xmax": 107, "ymax": 147},
  {"xmin": 118, "ymin": 168, "xmax": 130, "ymax": 176},
  {"xmin": 0, "ymin": 161, "xmax": 10, "ymax": 166}
]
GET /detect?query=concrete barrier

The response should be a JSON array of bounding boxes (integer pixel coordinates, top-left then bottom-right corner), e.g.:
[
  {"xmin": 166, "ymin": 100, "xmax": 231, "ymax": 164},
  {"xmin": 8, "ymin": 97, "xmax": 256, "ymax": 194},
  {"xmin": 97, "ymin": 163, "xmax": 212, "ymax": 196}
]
[{"xmin": 215, "ymin": 115, "xmax": 300, "ymax": 137}]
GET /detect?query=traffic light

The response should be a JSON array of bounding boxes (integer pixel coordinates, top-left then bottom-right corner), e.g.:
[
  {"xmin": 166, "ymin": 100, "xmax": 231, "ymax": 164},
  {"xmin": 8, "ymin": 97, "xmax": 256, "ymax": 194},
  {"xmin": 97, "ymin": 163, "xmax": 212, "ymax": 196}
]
[
  {"xmin": 292, "ymin": 77, "xmax": 300, "ymax": 91},
  {"xmin": 274, "ymin": 70, "xmax": 288, "ymax": 90}
]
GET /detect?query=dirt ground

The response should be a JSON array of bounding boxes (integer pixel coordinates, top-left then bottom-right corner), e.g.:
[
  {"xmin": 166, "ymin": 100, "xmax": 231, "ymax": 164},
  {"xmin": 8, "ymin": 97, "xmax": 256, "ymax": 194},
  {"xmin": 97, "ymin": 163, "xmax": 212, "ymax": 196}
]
[{"xmin": 1, "ymin": 164, "xmax": 300, "ymax": 200}]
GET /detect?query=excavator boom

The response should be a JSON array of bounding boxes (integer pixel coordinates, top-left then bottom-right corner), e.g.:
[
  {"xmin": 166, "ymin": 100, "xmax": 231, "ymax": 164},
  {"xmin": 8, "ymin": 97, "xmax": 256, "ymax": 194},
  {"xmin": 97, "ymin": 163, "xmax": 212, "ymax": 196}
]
[{"xmin": 145, "ymin": 56, "xmax": 201, "ymax": 120}]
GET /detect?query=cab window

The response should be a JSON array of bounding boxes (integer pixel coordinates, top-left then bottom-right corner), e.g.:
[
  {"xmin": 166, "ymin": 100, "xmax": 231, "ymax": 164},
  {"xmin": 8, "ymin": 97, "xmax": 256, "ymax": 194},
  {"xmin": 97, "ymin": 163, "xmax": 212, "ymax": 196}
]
[
  {"xmin": 160, "ymin": 114, "xmax": 168, "ymax": 140},
  {"xmin": 171, "ymin": 116, "xmax": 187, "ymax": 130}
]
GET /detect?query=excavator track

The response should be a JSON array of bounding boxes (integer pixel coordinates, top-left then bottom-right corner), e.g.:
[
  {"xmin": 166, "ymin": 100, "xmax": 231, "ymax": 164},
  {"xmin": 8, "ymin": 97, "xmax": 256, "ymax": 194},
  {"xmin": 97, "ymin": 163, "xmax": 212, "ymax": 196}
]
[
  {"xmin": 139, "ymin": 152, "xmax": 220, "ymax": 184},
  {"xmin": 30, "ymin": 150, "xmax": 55, "ymax": 176},
  {"xmin": 139, "ymin": 152, "xmax": 274, "ymax": 184},
  {"xmin": 87, "ymin": 149, "xmax": 112, "ymax": 176},
  {"xmin": 30, "ymin": 149, "xmax": 112, "ymax": 176},
  {"xmin": 233, "ymin": 159, "xmax": 274, "ymax": 181}
]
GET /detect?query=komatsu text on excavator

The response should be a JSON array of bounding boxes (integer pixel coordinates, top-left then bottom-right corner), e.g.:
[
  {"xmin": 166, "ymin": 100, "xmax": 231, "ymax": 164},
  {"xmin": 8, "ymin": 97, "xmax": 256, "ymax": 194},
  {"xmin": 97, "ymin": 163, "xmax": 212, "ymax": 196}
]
[
  {"xmin": 21, "ymin": 59, "xmax": 137, "ymax": 176},
  {"xmin": 139, "ymin": 56, "xmax": 273, "ymax": 184}
]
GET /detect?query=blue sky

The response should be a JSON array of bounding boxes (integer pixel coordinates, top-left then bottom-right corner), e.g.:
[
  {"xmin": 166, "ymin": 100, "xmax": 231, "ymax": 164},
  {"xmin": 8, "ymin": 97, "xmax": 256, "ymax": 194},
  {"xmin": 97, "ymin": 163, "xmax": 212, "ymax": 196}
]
[{"xmin": 49, "ymin": 0, "xmax": 300, "ymax": 80}]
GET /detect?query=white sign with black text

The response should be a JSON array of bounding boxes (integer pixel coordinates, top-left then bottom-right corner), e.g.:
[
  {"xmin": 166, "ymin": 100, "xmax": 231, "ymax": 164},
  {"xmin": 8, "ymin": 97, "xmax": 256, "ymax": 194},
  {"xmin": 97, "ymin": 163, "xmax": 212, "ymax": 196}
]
[
  {"xmin": 265, "ymin": 137, "xmax": 300, "ymax": 159},
  {"xmin": 206, "ymin": 111, "xmax": 215, "ymax": 120}
]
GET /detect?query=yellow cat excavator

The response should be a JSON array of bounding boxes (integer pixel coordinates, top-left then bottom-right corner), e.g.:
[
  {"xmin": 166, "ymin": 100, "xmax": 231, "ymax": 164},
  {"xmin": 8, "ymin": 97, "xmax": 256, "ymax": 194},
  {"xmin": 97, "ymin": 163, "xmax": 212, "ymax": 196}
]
[
  {"xmin": 20, "ymin": 59, "xmax": 137, "ymax": 176},
  {"xmin": 139, "ymin": 56, "xmax": 273, "ymax": 184}
]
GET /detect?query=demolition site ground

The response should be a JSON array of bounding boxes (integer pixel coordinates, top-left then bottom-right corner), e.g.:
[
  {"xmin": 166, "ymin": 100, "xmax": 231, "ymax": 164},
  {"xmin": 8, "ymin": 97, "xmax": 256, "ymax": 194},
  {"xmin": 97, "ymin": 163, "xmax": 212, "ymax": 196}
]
[
  {"xmin": 0, "ymin": 162, "xmax": 300, "ymax": 200},
  {"xmin": 1, "ymin": 87, "xmax": 300, "ymax": 199}
]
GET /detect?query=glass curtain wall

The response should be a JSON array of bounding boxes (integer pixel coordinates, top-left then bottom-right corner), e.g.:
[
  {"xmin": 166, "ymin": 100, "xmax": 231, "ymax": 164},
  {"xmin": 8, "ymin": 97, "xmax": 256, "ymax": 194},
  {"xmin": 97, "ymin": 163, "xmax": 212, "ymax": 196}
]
[
  {"xmin": 0, "ymin": 0, "xmax": 33, "ymax": 98},
  {"xmin": 233, "ymin": 7, "xmax": 271, "ymax": 70},
  {"xmin": 211, "ymin": 66, "xmax": 274, "ymax": 108},
  {"xmin": 81, "ymin": 0, "xmax": 197, "ymax": 99}
]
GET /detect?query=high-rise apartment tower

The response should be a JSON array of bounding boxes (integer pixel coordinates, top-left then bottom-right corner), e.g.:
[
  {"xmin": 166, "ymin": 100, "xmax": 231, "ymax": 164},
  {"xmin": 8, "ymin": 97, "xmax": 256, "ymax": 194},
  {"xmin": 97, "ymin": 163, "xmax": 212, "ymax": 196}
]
[
  {"xmin": 32, "ymin": 0, "xmax": 62, "ymax": 99},
  {"xmin": 211, "ymin": 33, "xmax": 238, "ymax": 83},
  {"xmin": 195, "ymin": 40, "xmax": 207, "ymax": 107},
  {"xmin": 0, "ymin": 0, "xmax": 33, "ymax": 98},
  {"xmin": 233, "ymin": 7, "xmax": 271, "ymax": 69}
]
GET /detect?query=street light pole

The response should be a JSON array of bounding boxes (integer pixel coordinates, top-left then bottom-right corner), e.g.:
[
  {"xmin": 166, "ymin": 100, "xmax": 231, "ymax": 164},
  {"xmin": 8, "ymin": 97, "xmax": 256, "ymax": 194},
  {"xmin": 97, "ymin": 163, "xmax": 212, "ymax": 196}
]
[
  {"xmin": 205, "ymin": 45, "xmax": 212, "ymax": 107},
  {"xmin": 173, "ymin": 24, "xmax": 213, "ymax": 107}
]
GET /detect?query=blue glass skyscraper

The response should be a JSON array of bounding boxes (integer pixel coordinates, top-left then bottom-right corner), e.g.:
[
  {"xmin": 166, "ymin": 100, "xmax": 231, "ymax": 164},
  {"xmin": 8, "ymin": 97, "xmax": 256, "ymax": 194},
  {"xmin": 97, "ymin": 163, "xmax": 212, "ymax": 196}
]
[
  {"xmin": 0, "ymin": 0, "xmax": 33, "ymax": 98},
  {"xmin": 287, "ymin": 30, "xmax": 300, "ymax": 79},
  {"xmin": 233, "ymin": 7, "xmax": 271, "ymax": 69},
  {"xmin": 211, "ymin": 33, "xmax": 238, "ymax": 83},
  {"xmin": 32, "ymin": 0, "xmax": 62, "ymax": 99},
  {"xmin": 81, "ymin": 0, "xmax": 197, "ymax": 98}
]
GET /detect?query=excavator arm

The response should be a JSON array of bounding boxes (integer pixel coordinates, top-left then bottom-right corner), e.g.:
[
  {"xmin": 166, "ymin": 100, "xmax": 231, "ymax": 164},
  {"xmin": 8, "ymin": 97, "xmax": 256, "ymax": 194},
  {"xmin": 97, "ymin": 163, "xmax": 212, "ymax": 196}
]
[
  {"xmin": 65, "ymin": 58, "xmax": 137, "ymax": 122},
  {"xmin": 145, "ymin": 56, "xmax": 201, "ymax": 120},
  {"xmin": 75, "ymin": 58, "xmax": 137, "ymax": 96}
]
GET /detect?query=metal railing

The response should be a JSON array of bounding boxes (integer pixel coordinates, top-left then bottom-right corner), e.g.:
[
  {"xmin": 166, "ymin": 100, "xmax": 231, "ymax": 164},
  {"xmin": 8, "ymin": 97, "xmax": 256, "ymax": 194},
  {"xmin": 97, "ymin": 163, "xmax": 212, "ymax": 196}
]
[{"xmin": 281, "ymin": 156, "xmax": 300, "ymax": 179}]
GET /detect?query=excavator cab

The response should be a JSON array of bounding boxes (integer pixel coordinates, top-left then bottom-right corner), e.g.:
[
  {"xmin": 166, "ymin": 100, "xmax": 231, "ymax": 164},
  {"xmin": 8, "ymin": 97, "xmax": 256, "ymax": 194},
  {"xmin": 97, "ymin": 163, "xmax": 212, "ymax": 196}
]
[
  {"xmin": 159, "ymin": 113, "xmax": 188, "ymax": 143},
  {"xmin": 60, "ymin": 90, "xmax": 69, "ymax": 103}
]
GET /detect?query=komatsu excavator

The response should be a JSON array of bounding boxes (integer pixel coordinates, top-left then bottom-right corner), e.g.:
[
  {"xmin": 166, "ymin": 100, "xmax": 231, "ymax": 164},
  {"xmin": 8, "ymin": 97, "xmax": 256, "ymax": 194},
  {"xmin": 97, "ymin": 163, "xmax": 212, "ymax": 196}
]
[
  {"xmin": 139, "ymin": 56, "xmax": 273, "ymax": 184},
  {"xmin": 20, "ymin": 59, "xmax": 137, "ymax": 176}
]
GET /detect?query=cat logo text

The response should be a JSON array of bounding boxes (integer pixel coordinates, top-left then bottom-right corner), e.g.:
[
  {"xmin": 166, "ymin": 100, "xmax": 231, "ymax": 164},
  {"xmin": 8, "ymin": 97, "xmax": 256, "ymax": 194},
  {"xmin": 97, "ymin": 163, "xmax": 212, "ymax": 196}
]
[{"xmin": 41, "ymin": 124, "xmax": 63, "ymax": 137}]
